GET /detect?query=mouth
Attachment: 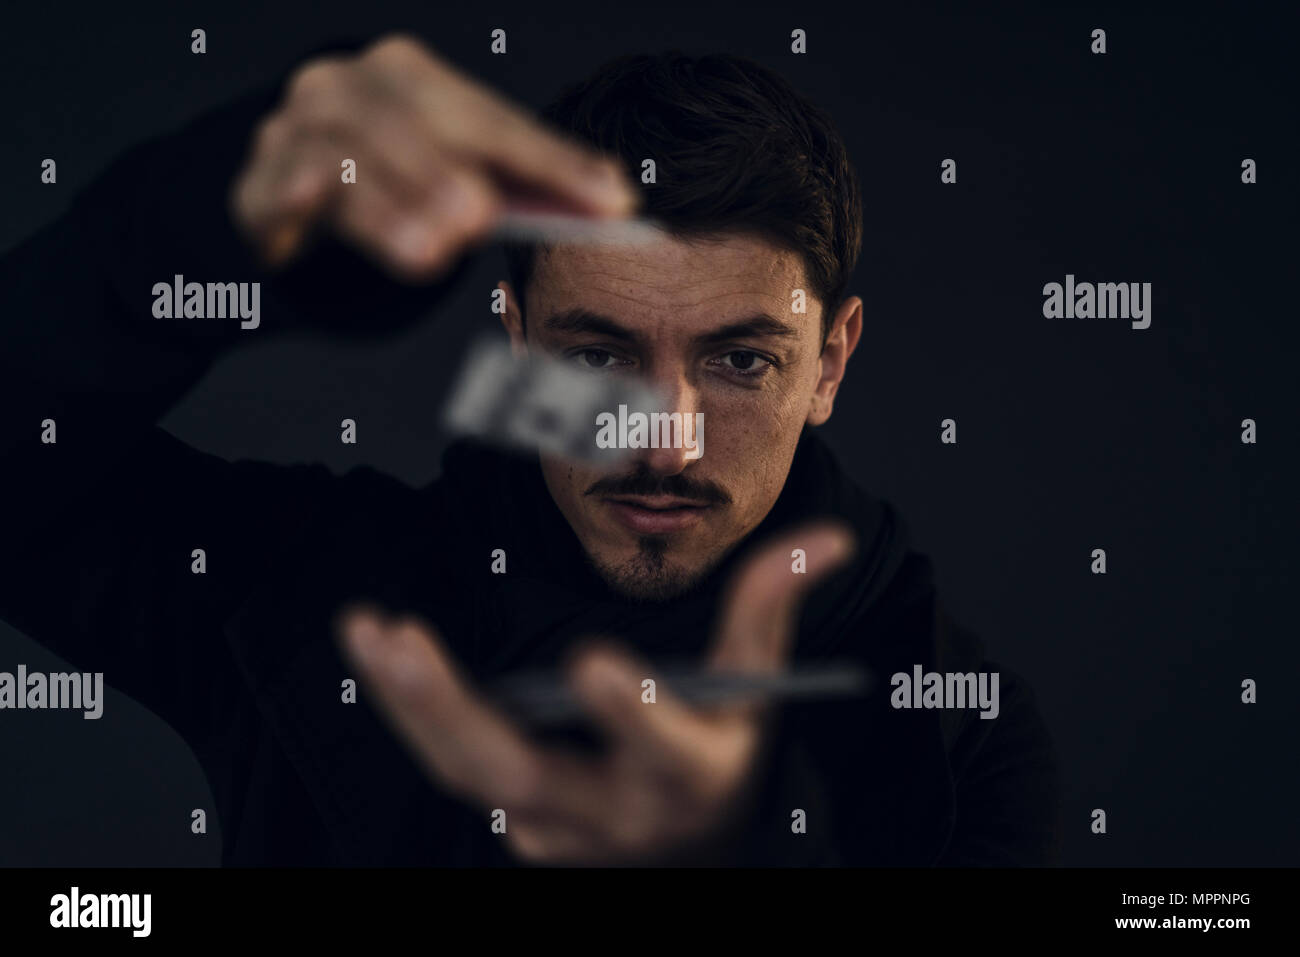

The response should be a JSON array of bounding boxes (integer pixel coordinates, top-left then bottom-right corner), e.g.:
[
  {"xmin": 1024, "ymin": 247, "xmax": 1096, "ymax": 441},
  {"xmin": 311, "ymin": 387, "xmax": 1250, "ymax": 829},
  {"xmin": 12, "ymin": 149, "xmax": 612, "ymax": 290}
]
[{"xmin": 602, "ymin": 495, "xmax": 714, "ymax": 534}]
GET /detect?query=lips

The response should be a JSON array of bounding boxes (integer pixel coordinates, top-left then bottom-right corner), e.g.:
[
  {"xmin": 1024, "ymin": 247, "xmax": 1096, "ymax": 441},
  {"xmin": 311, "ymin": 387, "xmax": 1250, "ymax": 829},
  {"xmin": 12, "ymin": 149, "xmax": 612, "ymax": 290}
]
[{"xmin": 603, "ymin": 495, "xmax": 712, "ymax": 534}]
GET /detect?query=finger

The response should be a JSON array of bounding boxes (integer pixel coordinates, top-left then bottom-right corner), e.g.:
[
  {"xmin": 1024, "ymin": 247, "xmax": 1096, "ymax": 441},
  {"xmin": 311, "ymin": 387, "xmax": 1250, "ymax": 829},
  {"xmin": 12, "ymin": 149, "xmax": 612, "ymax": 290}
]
[
  {"xmin": 567, "ymin": 643, "xmax": 758, "ymax": 795},
  {"xmin": 235, "ymin": 126, "xmax": 499, "ymax": 279},
  {"xmin": 394, "ymin": 51, "xmax": 639, "ymax": 217},
  {"xmin": 512, "ymin": 744, "xmax": 736, "ymax": 863},
  {"xmin": 510, "ymin": 765, "xmax": 663, "ymax": 864},
  {"xmin": 505, "ymin": 814, "xmax": 606, "ymax": 865},
  {"xmin": 338, "ymin": 609, "xmax": 650, "ymax": 844},
  {"xmin": 505, "ymin": 753, "xmax": 633, "ymax": 857},
  {"xmin": 483, "ymin": 743, "xmax": 651, "ymax": 862},
  {"xmin": 568, "ymin": 642, "xmax": 705, "ymax": 759},
  {"xmin": 231, "ymin": 117, "xmax": 339, "ymax": 264},
  {"xmin": 281, "ymin": 64, "xmax": 473, "ymax": 209},
  {"xmin": 336, "ymin": 610, "xmax": 545, "ymax": 807},
  {"xmin": 330, "ymin": 158, "xmax": 500, "ymax": 280},
  {"xmin": 708, "ymin": 522, "xmax": 856, "ymax": 673}
]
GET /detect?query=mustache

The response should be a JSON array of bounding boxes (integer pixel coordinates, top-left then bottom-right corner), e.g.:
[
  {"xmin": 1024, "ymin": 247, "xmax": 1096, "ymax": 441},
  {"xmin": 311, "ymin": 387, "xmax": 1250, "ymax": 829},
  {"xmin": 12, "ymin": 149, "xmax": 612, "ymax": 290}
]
[{"xmin": 585, "ymin": 466, "xmax": 732, "ymax": 505}]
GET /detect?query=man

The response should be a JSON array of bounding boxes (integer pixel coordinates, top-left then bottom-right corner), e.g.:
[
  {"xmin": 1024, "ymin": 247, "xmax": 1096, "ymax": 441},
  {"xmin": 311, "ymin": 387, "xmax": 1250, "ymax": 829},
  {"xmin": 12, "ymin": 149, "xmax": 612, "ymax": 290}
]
[{"xmin": 0, "ymin": 34, "xmax": 1060, "ymax": 865}]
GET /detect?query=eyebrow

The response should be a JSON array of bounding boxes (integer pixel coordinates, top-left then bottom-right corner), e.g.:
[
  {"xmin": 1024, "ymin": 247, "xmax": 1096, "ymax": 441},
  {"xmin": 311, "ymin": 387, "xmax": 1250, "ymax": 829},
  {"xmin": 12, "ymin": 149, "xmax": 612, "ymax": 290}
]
[{"xmin": 542, "ymin": 308, "xmax": 801, "ymax": 346}]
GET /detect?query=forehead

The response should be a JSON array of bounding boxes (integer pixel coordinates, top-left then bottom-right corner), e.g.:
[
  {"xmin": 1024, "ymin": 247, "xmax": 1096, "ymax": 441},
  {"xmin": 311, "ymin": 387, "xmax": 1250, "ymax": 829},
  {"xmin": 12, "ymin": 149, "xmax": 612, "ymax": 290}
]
[{"xmin": 525, "ymin": 231, "xmax": 816, "ymax": 335}]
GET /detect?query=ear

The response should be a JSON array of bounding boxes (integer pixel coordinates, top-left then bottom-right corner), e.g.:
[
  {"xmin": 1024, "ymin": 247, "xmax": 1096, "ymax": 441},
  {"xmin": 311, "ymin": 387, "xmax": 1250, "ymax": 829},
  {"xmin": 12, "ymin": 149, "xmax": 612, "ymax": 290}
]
[
  {"xmin": 498, "ymin": 280, "xmax": 527, "ymax": 357},
  {"xmin": 806, "ymin": 295, "xmax": 862, "ymax": 427}
]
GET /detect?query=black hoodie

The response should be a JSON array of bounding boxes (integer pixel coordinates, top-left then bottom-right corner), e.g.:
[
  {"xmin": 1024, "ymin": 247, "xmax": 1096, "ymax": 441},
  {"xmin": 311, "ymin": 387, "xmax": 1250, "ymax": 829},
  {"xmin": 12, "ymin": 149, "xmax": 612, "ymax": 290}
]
[{"xmin": 0, "ymin": 61, "xmax": 1061, "ymax": 868}]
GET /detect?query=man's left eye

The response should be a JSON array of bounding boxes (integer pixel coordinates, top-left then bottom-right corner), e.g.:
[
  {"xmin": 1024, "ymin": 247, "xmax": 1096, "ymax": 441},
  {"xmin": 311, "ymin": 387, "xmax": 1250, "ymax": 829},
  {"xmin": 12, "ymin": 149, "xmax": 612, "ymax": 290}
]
[
  {"xmin": 571, "ymin": 349, "xmax": 621, "ymax": 370},
  {"xmin": 713, "ymin": 350, "xmax": 773, "ymax": 375}
]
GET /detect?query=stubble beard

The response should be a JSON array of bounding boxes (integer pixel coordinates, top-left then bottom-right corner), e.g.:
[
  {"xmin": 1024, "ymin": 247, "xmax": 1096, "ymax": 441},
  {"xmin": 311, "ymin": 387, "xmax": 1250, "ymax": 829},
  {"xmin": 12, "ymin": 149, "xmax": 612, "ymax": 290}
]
[{"xmin": 588, "ymin": 535, "xmax": 714, "ymax": 603}]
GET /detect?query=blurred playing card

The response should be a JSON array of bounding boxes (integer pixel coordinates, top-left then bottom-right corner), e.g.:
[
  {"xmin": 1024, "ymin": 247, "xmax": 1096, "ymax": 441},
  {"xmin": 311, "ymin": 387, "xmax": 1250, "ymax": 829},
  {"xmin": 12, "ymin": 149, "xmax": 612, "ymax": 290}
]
[
  {"xmin": 490, "ymin": 662, "xmax": 874, "ymax": 728},
  {"xmin": 490, "ymin": 210, "xmax": 665, "ymax": 246},
  {"xmin": 442, "ymin": 338, "xmax": 665, "ymax": 464}
]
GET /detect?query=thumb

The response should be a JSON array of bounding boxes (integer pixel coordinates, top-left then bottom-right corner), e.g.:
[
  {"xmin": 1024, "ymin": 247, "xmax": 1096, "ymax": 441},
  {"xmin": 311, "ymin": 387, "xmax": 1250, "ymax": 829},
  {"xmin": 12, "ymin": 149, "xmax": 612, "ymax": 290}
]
[{"xmin": 708, "ymin": 521, "xmax": 855, "ymax": 673}]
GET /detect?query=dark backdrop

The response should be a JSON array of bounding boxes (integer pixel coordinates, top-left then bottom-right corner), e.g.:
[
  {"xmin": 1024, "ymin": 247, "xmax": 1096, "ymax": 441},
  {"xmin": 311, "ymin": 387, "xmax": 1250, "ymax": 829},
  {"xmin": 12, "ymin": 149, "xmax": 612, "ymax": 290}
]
[{"xmin": 1, "ymin": 1, "xmax": 1295, "ymax": 866}]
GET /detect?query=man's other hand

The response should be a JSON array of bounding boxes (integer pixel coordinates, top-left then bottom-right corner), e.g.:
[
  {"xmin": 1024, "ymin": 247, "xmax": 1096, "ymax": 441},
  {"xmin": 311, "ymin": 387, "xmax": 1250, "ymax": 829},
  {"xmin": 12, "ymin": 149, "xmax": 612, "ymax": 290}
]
[{"xmin": 336, "ymin": 523, "xmax": 854, "ymax": 865}]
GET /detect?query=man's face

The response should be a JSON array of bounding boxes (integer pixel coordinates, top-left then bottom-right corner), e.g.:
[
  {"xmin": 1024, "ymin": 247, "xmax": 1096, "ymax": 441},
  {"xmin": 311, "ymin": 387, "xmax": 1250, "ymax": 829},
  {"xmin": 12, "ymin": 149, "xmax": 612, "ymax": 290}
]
[{"xmin": 500, "ymin": 231, "xmax": 860, "ymax": 601}]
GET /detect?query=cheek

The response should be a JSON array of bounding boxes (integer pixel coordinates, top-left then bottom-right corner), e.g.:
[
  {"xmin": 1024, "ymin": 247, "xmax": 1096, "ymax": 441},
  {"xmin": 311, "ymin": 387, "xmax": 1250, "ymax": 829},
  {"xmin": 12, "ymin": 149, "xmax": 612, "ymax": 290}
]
[
  {"xmin": 539, "ymin": 457, "xmax": 586, "ymax": 508},
  {"xmin": 704, "ymin": 380, "xmax": 810, "ymax": 454},
  {"xmin": 702, "ymin": 396, "xmax": 805, "ymax": 503}
]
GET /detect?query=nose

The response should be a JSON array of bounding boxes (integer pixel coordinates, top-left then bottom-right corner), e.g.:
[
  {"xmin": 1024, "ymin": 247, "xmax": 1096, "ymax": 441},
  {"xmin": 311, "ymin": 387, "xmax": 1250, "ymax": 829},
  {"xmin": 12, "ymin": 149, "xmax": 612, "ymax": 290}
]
[{"xmin": 633, "ymin": 372, "xmax": 702, "ymax": 477}]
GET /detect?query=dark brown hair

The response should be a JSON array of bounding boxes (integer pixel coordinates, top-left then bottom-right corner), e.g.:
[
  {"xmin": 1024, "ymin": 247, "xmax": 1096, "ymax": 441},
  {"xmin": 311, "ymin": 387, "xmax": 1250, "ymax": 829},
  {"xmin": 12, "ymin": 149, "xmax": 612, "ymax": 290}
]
[{"xmin": 502, "ymin": 52, "xmax": 862, "ymax": 344}]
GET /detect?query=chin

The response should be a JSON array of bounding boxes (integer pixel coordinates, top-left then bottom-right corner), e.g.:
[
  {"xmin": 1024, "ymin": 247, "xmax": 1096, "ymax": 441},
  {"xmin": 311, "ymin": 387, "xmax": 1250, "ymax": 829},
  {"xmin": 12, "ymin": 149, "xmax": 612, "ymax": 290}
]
[{"xmin": 588, "ymin": 536, "xmax": 714, "ymax": 603}]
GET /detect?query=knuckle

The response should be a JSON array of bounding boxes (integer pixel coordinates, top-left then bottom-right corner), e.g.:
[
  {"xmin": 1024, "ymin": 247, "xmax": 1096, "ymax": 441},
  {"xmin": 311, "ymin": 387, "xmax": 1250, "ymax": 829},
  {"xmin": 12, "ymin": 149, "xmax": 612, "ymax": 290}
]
[
  {"xmin": 387, "ymin": 256, "xmax": 445, "ymax": 284},
  {"xmin": 364, "ymin": 32, "xmax": 428, "ymax": 64},
  {"xmin": 250, "ymin": 113, "xmax": 293, "ymax": 156},
  {"xmin": 490, "ymin": 108, "xmax": 542, "ymax": 147},
  {"xmin": 289, "ymin": 90, "xmax": 354, "ymax": 130},
  {"xmin": 439, "ymin": 179, "xmax": 498, "ymax": 234},
  {"xmin": 286, "ymin": 57, "xmax": 348, "ymax": 101}
]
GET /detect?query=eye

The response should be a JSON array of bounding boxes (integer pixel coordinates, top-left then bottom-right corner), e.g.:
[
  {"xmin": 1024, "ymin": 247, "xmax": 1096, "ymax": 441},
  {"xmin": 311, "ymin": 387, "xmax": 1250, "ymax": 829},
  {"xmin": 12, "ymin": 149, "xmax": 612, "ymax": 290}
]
[
  {"xmin": 712, "ymin": 350, "xmax": 774, "ymax": 377},
  {"xmin": 570, "ymin": 348, "xmax": 622, "ymax": 370}
]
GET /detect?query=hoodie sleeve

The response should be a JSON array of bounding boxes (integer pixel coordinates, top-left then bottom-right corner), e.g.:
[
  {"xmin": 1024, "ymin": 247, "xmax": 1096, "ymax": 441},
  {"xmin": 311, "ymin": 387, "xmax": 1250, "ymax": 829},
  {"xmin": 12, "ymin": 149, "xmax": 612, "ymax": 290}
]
[
  {"xmin": 0, "ymin": 41, "xmax": 473, "ymax": 748},
  {"xmin": 935, "ymin": 658, "xmax": 1064, "ymax": 866},
  {"xmin": 930, "ymin": 601, "xmax": 1064, "ymax": 866}
]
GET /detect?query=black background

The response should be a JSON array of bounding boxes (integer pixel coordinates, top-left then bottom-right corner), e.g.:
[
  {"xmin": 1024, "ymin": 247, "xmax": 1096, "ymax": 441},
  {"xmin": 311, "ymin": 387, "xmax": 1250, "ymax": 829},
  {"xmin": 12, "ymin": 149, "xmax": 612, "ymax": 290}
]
[{"xmin": 1, "ymin": 1, "xmax": 1295, "ymax": 866}]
